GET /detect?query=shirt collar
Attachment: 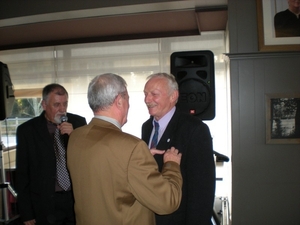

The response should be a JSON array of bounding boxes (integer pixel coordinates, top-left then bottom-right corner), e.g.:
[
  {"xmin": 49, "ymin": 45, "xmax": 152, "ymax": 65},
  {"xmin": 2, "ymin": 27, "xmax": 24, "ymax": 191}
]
[
  {"xmin": 153, "ymin": 106, "xmax": 176, "ymax": 131},
  {"xmin": 94, "ymin": 115, "xmax": 121, "ymax": 129}
]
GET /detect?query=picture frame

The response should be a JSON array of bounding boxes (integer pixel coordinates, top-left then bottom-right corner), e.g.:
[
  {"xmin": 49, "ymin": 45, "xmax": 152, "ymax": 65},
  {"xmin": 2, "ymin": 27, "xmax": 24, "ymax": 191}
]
[
  {"xmin": 256, "ymin": 0, "xmax": 300, "ymax": 52},
  {"xmin": 266, "ymin": 93, "xmax": 300, "ymax": 144}
]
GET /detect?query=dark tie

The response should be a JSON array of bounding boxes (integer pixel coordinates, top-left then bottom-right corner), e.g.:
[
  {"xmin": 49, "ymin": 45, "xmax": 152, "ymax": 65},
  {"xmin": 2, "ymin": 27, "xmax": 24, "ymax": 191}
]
[
  {"xmin": 150, "ymin": 121, "xmax": 159, "ymax": 148},
  {"xmin": 54, "ymin": 128, "xmax": 71, "ymax": 191}
]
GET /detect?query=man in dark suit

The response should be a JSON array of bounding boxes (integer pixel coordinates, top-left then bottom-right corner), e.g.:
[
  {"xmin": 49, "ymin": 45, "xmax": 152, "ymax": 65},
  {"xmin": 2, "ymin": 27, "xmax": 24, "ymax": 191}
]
[
  {"xmin": 274, "ymin": 0, "xmax": 300, "ymax": 37},
  {"xmin": 142, "ymin": 73, "xmax": 216, "ymax": 225},
  {"xmin": 16, "ymin": 83, "xmax": 87, "ymax": 225}
]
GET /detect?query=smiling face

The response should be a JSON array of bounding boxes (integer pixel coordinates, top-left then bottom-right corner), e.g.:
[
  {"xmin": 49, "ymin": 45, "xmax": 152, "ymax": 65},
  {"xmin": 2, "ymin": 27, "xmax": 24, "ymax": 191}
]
[
  {"xmin": 42, "ymin": 91, "xmax": 68, "ymax": 124},
  {"xmin": 144, "ymin": 77, "xmax": 178, "ymax": 121}
]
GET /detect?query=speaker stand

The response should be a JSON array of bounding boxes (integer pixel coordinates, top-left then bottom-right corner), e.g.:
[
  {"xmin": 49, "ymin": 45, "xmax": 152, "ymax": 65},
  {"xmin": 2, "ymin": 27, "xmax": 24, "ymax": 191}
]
[{"xmin": 0, "ymin": 137, "xmax": 19, "ymax": 224}]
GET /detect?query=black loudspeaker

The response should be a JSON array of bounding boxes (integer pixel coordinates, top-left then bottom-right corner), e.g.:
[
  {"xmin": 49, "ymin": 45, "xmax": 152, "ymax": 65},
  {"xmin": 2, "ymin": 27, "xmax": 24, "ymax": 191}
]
[
  {"xmin": 171, "ymin": 50, "xmax": 215, "ymax": 120},
  {"xmin": 0, "ymin": 62, "xmax": 15, "ymax": 121}
]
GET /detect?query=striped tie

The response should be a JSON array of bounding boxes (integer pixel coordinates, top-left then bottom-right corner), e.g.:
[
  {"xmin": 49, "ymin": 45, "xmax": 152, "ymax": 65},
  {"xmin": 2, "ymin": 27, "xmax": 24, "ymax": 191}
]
[{"xmin": 150, "ymin": 121, "xmax": 159, "ymax": 148}]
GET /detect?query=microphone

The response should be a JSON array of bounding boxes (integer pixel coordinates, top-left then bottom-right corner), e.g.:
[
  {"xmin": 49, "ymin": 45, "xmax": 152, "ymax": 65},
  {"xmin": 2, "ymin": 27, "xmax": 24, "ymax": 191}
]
[
  {"xmin": 60, "ymin": 115, "xmax": 68, "ymax": 123},
  {"xmin": 60, "ymin": 115, "xmax": 69, "ymax": 137}
]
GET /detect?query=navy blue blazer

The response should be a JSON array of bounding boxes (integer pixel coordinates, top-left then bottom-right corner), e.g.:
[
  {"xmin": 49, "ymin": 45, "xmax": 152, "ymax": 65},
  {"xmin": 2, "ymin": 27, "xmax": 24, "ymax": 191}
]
[
  {"xmin": 142, "ymin": 109, "xmax": 215, "ymax": 225},
  {"xmin": 16, "ymin": 111, "xmax": 87, "ymax": 223}
]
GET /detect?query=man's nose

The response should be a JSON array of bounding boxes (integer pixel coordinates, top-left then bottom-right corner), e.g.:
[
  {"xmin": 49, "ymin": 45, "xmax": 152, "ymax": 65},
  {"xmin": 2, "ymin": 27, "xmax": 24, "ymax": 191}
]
[
  {"xmin": 59, "ymin": 105, "xmax": 67, "ymax": 112},
  {"xmin": 144, "ymin": 94, "xmax": 151, "ymax": 103}
]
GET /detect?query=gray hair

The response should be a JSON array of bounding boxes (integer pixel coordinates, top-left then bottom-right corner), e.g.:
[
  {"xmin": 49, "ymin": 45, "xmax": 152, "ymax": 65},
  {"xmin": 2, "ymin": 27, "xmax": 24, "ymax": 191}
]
[
  {"xmin": 88, "ymin": 73, "xmax": 127, "ymax": 112},
  {"xmin": 42, "ymin": 83, "xmax": 68, "ymax": 103},
  {"xmin": 146, "ymin": 73, "xmax": 178, "ymax": 95}
]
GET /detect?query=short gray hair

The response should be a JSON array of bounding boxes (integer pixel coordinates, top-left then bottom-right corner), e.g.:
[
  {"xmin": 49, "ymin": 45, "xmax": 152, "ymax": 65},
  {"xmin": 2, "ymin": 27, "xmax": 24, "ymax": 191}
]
[
  {"xmin": 88, "ymin": 73, "xmax": 127, "ymax": 112},
  {"xmin": 146, "ymin": 73, "xmax": 178, "ymax": 95},
  {"xmin": 42, "ymin": 83, "xmax": 68, "ymax": 103}
]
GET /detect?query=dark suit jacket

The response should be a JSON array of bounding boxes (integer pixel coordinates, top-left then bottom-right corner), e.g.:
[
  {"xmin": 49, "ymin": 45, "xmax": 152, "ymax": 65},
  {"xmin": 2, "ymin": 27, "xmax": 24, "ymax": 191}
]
[
  {"xmin": 142, "ymin": 109, "xmax": 216, "ymax": 225},
  {"xmin": 16, "ymin": 111, "xmax": 86, "ymax": 224},
  {"xmin": 274, "ymin": 9, "xmax": 300, "ymax": 37}
]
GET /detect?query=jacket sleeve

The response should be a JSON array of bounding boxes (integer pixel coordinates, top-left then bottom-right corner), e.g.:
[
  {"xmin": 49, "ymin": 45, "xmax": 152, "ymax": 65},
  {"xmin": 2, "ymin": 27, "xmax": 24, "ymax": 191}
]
[
  {"xmin": 185, "ymin": 122, "xmax": 216, "ymax": 224},
  {"xmin": 67, "ymin": 113, "xmax": 87, "ymax": 129},
  {"xmin": 127, "ymin": 141, "xmax": 182, "ymax": 215},
  {"xmin": 15, "ymin": 125, "xmax": 35, "ymax": 221}
]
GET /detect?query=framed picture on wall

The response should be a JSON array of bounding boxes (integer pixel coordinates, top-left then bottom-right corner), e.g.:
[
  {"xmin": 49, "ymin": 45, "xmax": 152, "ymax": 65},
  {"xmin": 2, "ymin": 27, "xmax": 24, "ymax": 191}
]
[
  {"xmin": 256, "ymin": 0, "xmax": 300, "ymax": 51},
  {"xmin": 266, "ymin": 93, "xmax": 300, "ymax": 144}
]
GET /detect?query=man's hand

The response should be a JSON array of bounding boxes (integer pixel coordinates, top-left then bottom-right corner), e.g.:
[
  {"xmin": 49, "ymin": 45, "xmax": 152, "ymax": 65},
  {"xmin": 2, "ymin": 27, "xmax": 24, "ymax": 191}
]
[
  {"xmin": 58, "ymin": 122, "xmax": 74, "ymax": 135},
  {"xmin": 163, "ymin": 147, "xmax": 182, "ymax": 165},
  {"xmin": 150, "ymin": 148, "xmax": 165, "ymax": 156},
  {"xmin": 24, "ymin": 219, "xmax": 36, "ymax": 225}
]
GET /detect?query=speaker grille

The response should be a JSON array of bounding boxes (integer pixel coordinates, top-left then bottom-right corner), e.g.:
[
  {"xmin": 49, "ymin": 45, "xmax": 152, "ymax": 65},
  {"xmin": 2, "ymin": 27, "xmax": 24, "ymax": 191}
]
[{"xmin": 171, "ymin": 51, "xmax": 215, "ymax": 120}]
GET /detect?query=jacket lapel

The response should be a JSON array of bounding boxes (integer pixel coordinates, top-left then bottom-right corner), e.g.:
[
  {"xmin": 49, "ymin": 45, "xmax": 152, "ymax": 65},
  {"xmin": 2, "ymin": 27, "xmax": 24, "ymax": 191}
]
[
  {"xmin": 156, "ymin": 109, "xmax": 181, "ymax": 150},
  {"xmin": 36, "ymin": 112, "xmax": 54, "ymax": 147}
]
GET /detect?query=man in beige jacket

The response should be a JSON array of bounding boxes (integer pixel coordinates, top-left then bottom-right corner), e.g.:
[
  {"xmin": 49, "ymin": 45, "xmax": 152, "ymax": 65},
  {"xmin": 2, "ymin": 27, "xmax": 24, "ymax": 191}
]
[{"xmin": 67, "ymin": 73, "xmax": 182, "ymax": 225}]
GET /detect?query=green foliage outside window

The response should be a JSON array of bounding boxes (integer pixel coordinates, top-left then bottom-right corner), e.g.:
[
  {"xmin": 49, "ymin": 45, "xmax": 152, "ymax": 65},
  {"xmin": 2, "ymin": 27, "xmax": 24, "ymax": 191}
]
[{"xmin": 1, "ymin": 98, "xmax": 43, "ymax": 139}]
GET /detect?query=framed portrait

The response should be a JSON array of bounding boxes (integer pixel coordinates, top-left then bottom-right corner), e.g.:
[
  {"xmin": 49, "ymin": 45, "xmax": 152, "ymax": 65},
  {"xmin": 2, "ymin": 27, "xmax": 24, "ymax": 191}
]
[
  {"xmin": 256, "ymin": 0, "xmax": 300, "ymax": 51},
  {"xmin": 266, "ymin": 93, "xmax": 300, "ymax": 144}
]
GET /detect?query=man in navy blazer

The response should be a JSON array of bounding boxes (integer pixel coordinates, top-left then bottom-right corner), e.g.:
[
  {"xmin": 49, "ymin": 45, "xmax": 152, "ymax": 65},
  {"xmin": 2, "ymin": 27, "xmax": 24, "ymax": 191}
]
[
  {"xmin": 142, "ymin": 73, "xmax": 215, "ymax": 225},
  {"xmin": 16, "ymin": 83, "xmax": 87, "ymax": 225}
]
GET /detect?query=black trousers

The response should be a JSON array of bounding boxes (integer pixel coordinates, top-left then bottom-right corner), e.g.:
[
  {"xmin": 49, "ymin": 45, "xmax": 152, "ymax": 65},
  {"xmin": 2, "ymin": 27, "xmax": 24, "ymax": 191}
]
[
  {"xmin": 12, "ymin": 191, "xmax": 76, "ymax": 225},
  {"xmin": 46, "ymin": 191, "xmax": 76, "ymax": 225}
]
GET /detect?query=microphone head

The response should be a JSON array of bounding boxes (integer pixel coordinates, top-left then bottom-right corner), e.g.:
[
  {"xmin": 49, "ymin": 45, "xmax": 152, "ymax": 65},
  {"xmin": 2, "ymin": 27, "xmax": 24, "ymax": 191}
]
[{"xmin": 60, "ymin": 115, "xmax": 68, "ymax": 123}]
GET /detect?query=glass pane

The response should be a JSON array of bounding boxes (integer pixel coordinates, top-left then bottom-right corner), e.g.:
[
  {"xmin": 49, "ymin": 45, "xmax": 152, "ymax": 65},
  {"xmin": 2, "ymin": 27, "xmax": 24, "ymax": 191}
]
[
  {"xmin": 1, "ymin": 98, "xmax": 43, "ymax": 148},
  {"xmin": 0, "ymin": 31, "xmax": 228, "ymax": 149}
]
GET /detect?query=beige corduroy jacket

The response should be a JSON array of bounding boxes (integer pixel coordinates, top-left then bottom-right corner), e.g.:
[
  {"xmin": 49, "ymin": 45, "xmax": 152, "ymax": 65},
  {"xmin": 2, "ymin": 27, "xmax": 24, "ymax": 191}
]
[{"xmin": 67, "ymin": 118, "xmax": 182, "ymax": 225}]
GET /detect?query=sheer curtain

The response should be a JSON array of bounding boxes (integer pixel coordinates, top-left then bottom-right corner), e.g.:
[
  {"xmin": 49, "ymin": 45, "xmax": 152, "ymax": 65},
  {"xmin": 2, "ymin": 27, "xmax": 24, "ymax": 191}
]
[{"xmin": 0, "ymin": 31, "xmax": 231, "ymax": 198}]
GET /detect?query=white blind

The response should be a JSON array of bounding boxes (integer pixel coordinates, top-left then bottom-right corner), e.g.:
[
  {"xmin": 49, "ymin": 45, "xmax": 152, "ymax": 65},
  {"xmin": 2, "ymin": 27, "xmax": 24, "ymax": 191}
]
[
  {"xmin": 0, "ymin": 31, "xmax": 227, "ymax": 141},
  {"xmin": 0, "ymin": 31, "xmax": 231, "ymax": 198}
]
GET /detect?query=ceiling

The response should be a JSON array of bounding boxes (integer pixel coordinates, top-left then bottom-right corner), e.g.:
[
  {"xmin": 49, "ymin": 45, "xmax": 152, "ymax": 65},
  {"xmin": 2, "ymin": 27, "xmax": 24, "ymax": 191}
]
[{"xmin": 0, "ymin": 0, "xmax": 228, "ymax": 51}]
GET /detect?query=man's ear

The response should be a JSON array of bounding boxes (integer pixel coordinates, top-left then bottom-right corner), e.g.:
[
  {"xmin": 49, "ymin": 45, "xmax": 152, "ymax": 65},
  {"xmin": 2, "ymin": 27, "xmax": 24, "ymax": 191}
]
[
  {"xmin": 115, "ymin": 94, "xmax": 122, "ymax": 107},
  {"xmin": 171, "ymin": 90, "xmax": 179, "ymax": 103},
  {"xmin": 41, "ymin": 99, "xmax": 46, "ymax": 110}
]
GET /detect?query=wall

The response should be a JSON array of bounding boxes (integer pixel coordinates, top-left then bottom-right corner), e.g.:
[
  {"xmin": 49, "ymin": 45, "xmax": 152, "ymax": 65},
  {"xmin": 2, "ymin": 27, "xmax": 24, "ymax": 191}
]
[{"xmin": 228, "ymin": 0, "xmax": 300, "ymax": 224}]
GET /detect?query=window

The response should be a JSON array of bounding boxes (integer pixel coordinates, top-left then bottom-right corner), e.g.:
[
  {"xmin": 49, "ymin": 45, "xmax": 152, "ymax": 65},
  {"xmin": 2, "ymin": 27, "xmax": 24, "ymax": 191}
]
[
  {"xmin": 1, "ymin": 89, "xmax": 43, "ymax": 147},
  {"xmin": 0, "ymin": 32, "xmax": 231, "ymax": 198}
]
